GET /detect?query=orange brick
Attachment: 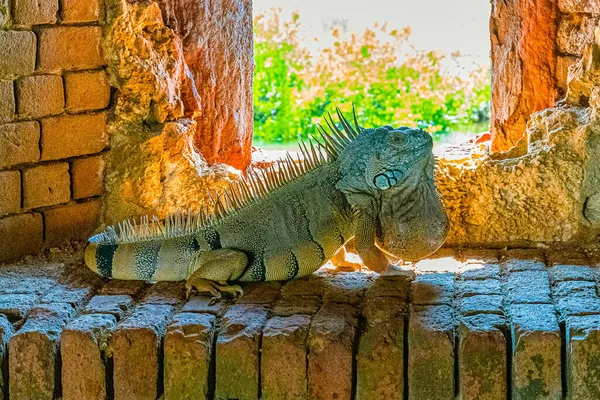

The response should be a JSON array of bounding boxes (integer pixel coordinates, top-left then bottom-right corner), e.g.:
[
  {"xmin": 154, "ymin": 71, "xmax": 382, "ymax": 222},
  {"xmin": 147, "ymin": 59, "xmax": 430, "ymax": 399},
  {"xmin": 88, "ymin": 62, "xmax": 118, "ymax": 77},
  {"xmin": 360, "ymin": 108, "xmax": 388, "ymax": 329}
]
[
  {"xmin": 0, "ymin": 80, "xmax": 14, "ymax": 123},
  {"xmin": 22, "ymin": 163, "xmax": 70, "ymax": 209},
  {"xmin": 43, "ymin": 200, "xmax": 101, "ymax": 246},
  {"xmin": 13, "ymin": 0, "xmax": 58, "ymax": 25},
  {"xmin": 0, "ymin": 31, "xmax": 36, "ymax": 77},
  {"xmin": 16, "ymin": 75, "xmax": 64, "ymax": 118},
  {"xmin": 0, "ymin": 171, "xmax": 20, "ymax": 217},
  {"xmin": 62, "ymin": 0, "xmax": 104, "ymax": 23},
  {"xmin": 0, "ymin": 213, "xmax": 43, "ymax": 262},
  {"xmin": 0, "ymin": 121, "xmax": 40, "ymax": 168},
  {"xmin": 72, "ymin": 155, "xmax": 104, "ymax": 199},
  {"xmin": 41, "ymin": 112, "xmax": 108, "ymax": 160},
  {"xmin": 38, "ymin": 27, "xmax": 105, "ymax": 72},
  {"xmin": 65, "ymin": 70, "xmax": 110, "ymax": 112}
]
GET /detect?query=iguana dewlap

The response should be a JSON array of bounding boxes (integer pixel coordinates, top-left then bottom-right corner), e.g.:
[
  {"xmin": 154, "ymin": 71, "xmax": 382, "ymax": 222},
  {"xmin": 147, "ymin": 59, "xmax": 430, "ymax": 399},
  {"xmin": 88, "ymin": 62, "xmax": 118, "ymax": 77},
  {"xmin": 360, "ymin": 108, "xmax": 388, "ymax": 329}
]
[{"xmin": 84, "ymin": 110, "xmax": 449, "ymax": 301}]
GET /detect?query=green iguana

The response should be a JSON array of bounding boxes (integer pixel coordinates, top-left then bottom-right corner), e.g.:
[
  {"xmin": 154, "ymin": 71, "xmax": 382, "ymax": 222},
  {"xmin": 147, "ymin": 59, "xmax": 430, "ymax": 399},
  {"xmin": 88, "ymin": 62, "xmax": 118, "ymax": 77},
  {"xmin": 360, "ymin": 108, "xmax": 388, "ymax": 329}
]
[{"xmin": 84, "ymin": 109, "xmax": 449, "ymax": 302}]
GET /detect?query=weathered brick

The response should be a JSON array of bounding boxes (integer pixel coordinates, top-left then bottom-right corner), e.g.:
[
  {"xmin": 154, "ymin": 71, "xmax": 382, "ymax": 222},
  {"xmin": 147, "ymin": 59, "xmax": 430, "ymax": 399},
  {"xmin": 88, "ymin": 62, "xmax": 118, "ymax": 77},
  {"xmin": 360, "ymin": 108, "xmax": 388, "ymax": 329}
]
[
  {"xmin": 43, "ymin": 200, "xmax": 101, "ymax": 246},
  {"xmin": 0, "ymin": 80, "xmax": 14, "ymax": 123},
  {"xmin": 459, "ymin": 262, "xmax": 501, "ymax": 280},
  {"xmin": 164, "ymin": 313, "xmax": 216, "ymax": 400},
  {"xmin": 112, "ymin": 304, "xmax": 173, "ymax": 400},
  {"xmin": 0, "ymin": 31, "xmax": 36, "ymax": 77},
  {"xmin": 0, "ymin": 293, "xmax": 38, "ymax": 321},
  {"xmin": 503, "ymin": 248, "xmax": 546, "ymax": 262},
  {"xmin": 13, "ymin": 0, "xmax": 58, "ymax": 25},
  {"xmin": 61, "ymin": 0, "xmax": 104, "ymax": 23},
  {"xmin": 65, "ymin": 70, "xmax": 111, "ymax": 112},
  {"xmin": 506, "ymin": 270, "xmax": 551, "ymax": 304},
  {"xmin": 307, "ymin": 302, "xmax": 358, "ymax": 400},
  {"xmin": 0, "ymin": 315, "xmax": 14, "ymax": 399},
  {"xmin": 143, "ymin": 281, "xmax": 186, "ymax": 305},
  {"xmin": 460, "ymin": 295, "xmax": 504, "ymax": 316},
  {"xmin": 236, "ymin": 281, "xmax": 282, "ymax": 305},
  {"xmin": 262, "ymin": 315, "xmax": 311, "ymax": 400},
  {"xmin": 322, "ymin": 271, "xmax": 373, "ymax": 305},
  {"xmin": 357, "ymin": 297, "xmax": 405, "ymax": 400},
  {"xmin": 556, "ymin": 297, "xmax": 600, "ymax": 321},
  {"xmin": 72, "ymin": 155, "xmax": 104, "ymax": 199},
  {"xmin": 503, "ymin": 259, "xmax": 546, "ymax": 273},
  {"xmin": 22, "ymin": 163, "xmax": 70, "ymax": 209},
  {"xmin": 549, "ymin": 264, "xmax": 597, "ymax": 283},
  {"xmin": 459, "ymin": 314, "xmax": 507, "ymax": 400},
  {"xmin": 365, "ymin": 274, "xmax": 411, "ymax": 299},
  {"xmin": 0, "ymin": 275, "xmax": 55, "ymax": 295},
  {"xmin": 510, "ymin": 304, "xmax": 561, "ymax": 400},
  {"xmin": 459, "ymin": 278, "xmax": 503, "ymax": 297},
  {"xmin": 558, "ymin": 0, "xmax": 600, "ymax": 14},
  {"xmin": 0, "ymin": 121, "xmax": 40, "ymax": 168},
  {"xmin": 408, "ymin": 305, "xmax": 455, "ymax": 400},
  {"xmin": 553, "ymin": 280, "xmax": 597, "ymax": 298},
  {"xmin": 546, "ymin": 251, "xmax": 590, "ymax": 266},
  {"xmin": 181, "ymin": 295, "xmax": 230, "ymax": 316},
  {"xmin": 0, "ymin": 171, "xmax": 20, "ymax": 216},
  {"xmin": 61, "ymin": 314, "xmax": 117, "ymax": 400},
  {"xmin": 411, "ymin": 272, "xmax": 455, "ymax": 305},
  {"xmin": 83, "ymin": 295, "xmax": 133, "ymax": 321},
  {"xmin": 280, "ymin": 273, "xmax": 326, "ymax": 298},
  {"xmin": 99, "ymin": 280, "xmax": 146, "ymax": 296},
  {"xmin": 16, "ymin": 75, "xmax": 63, "ymax": 118},
  {"xmin": 272, "ymin": 296, "xmax": 321, "ymax": 317},
  {"xmin": 0, "ymin": 213, "xmax": 43, "ymax": 262},
  {"xmin": 566, "ymin": 315, "xmax": 600, "ymax": 399},
  {"xmin": 41, "ymin": 112, "xmax": 108, "ymax": 160},
  {"xmin": 9, "ymin": 304, "xmax": 75, "ymax": 400},
  {"xmin": 216, "ymin": 304, "xmax": 269, "ymax": 400},
  {"xmin": 38, "ymin": 27, "xmax": 105, "ymax": 71},
  {"xmin": 41, "ymin": 286, "xmax": 93, "ymax": 310}
]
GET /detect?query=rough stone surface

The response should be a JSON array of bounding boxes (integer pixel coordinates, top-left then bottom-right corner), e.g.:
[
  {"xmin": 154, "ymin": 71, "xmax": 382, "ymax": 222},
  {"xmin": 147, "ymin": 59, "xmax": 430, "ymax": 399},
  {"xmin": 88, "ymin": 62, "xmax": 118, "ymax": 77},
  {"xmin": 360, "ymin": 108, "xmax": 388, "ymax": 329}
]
[
  {"xmin": 558, "ymin": 15, "xmax": 598, "ymax": 57},
  {"xmin": 510, "ymin": 304, "xmax": 561, "ymax": 400},
  {"xmin": 62, "ymin": 0, "xmax": 103, "ymax": 23},
  {"xmin": 0, "ymin": 80, "xmax": 14, "ymax": 123},
  {"xmin": 460, "ymin": 295, "xmax": 504, "ymax": 316},
  {"xmin": 0, "ymin": 213, "xmax": 43, "ymax": 262},
  {"xmin": 22, "ymin": 163, "xmax": 71, "ymax": 209},
  {"xmin": 13, "ymin": 0, "xmax": 58, "ymax": 25},
  {"xmin": 83, "ymin": 295, "xmax": 133, "ymax": 321},
  {"xmin": 164, "ymin": 312, "xmax": 216, "ymax": 400},
  {"xmin": 65, "ymin": 70, "xmax": 111, "ymax": 113},
  {"xmin": 262, "ymin": 315, "xmax": 311, "ymax": 400},
  {"xmin": 558, "ymin": 0, "xmax": 600, "ymax": 13},
  {"xmin": 16, "ymin": 75, "xmax": 64, "ymax": 118},
  {"xmin": 357, "ymin": 297, "xmax": 405, "ymax": 400},
  {"xmin": 180, "ymin": 295, "xmax": 229, "ymax": 316},
  {"xmin": 0, "ymin": 31, "xmax": 36, "ymax": 77},
  {"xmin": 323, "ymin": 271, "xmax": 373, "ymax": 305},
  {"xmin": 143, "ymin": 281, "xmax": 186, "ymax": 305},
  {"xmin": 506, "ymin": 270, "xmax": 552, "ymax": 304},
  {"xmin": 154, "ymin": 0, "xmax": 254, "ymax": 169},
  {"xmin": 236, "ymin": 281, "xmax": 282, "ymax": 305},
  {"xmin": 0, "ymin": 315, "xmax": 13, "ymax": 399},
  {"xmin": 411, "ymin": 272, "xmax": 455, "ymax": 305},
  {"xmin": 43, "ymin": 200, "xmax": 102, "ymax": 246},
  {"xmin": 38, "ymin": 27, "xmax": 105, "ymax": 71},
  {"xmin": 72, "ymin": 156, "xmax": 105, "ymax": 199},
  {"xmin": 41, "ymin": 112, "xmax": 108, "ymax": 160},
  {"xmin": 112, "ymin": 304, "xmax": 172, "ymax": 400},
  {"xmin": 0, "ymin": 293, "xmax": 39, "ymax": 321},
  {"xmin": 61, "ymin": 314, "xmax": 117, "ymax": 400},
  {"xmin": 566, "ymin": 315, "xmax": 600, "ymax": 399},
  {"xmin": 459, "ymin": 314, "xmax": 507, "ymax": 400},
  {"xmin": 0, "ymin": 171, "xmax": 20, "ymax": 217},
  {"xmin": 408, "ymin": 305, "xmax": 455, "ymax": 400},
  {"xmin": 272, "ymin": 296, "xmax": 321, "ymax": 316},
  {"xmin": 0, "ymin": 121, "xmax": 40, "ymax": 168},
  {"xmin": 41, "ymin": 286, "xmax": 93, "ymax": 310}
]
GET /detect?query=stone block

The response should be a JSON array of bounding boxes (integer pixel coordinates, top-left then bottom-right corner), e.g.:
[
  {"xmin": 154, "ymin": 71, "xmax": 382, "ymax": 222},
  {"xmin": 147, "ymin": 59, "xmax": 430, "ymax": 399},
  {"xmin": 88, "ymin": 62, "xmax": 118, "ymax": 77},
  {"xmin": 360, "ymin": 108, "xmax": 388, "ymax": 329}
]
[
  {"xmin": 143, "ymin": 281, "xmax": 186, "ymax": 305},
  {"xmin": 510, "ymin": 304, "xmax": 561, "ymax": 400},
  {"xmin": 322, "ymin": 271, "xmax": 373, "ymax": 305},
  {"xmin": 44, "ymin": 200, "xmax": 101, "ymax": 246},
  {"xmin": 0, "ymin": 275, "xmax": 55, "ymax": 295},
  {"xmin": 181, "ymin": 294, "xmax": 229, "ymax": 316},
  {"xmin": 16, "ymin": 75, "xmax": 64, "ymax": 118},
  {"xmin": 236, "ymin": 281, "xmax": 282, "ymax": 305},
  {"xmin": 41, "ymin": 112, "xmax": 108, "ymax": 160},
  {"xmin": 13, "ymin": 0, "xmax": 58, "ymax": 25},
  {"xmin": 460, "ymin": 295, "xmax": 504, "ymax": 316},
  {"xmin": 61, "ymin": 0, "xmax": 104, "ymax": 23},
  {"xmin": 83, "ymin": 295, "xmax": 133, "ymax": 321},
  {"xmin": 280, "ymin": 274, "xmax": 326, "ymax": 297},
  {"xmin": 556, "ymin": 297, "xmax": 600, "ymax": 321},
  {"xmin": 0, "ymin": 293, "xmax": 38, "ymax": 321},
  {"xmin": 549, "ymin": 264, "xmax": 597, "ymax": 283},
  {"xmin": 22, "ymin": 163, "xmax": 70, "ymax": 209},
  {"xmin": 457, "ymin": 248, "xmax": 500, "ymax": 263},
  {"xmin": 408, "ymin": 305, "xmax": 455, "ymax": 400},
  {"xmin": 503, "ymin": 259, "xmax": 546, "ymax": 272},
  {"xmin": 38, "ymin": 26, "xmax": 105, "ymax": 71},
  {"xmin": 506, "ymin": 270, "xmax": 552, "ymax": 304},
  {"xmin": 459, "ymin": 262, "xmax": 501, "ymax": 280},
  {"xmin": 262, "ymin": 315, "xmax": 311, "ymax": 400},
  {"xmin": 566, "ymin": 315, "xmax": 600, "ymax": 399},
  {"xmin": 558, "ymin": 0, "xmax": 600, "ymax": 13},
  {"xmin": 458, "ymin": 278, "xmax": 503, "ymax": 297},
  {"xmin": 357, "ymin": 297, "xmax": 405, "ymax": 400},
  {"xmin": 216, "ymin": 304, "xmax": 269, "ymax": 400},
  {"xmin": 72, "ymin": 156, "xmax": 105, "ymax": 199},
  {"xmin": 9, "ymin": 304, "xmax": 75, "ymax": 400},
  {"xmin": 365, "ymin": 274, "xmax": 411, "ymax": 299},
  {"xmin": 307, "ymin": 302, "xmax": 358, "ymax": 400},
  {"xmin": 0, "ymin": 121, "xmax": 40, "ymax": 168},
  {"xmin": 164, "ymin": 312, "xmax": 216, "ymax": 400},
  {"xmin": 0, "ymin": 171, "xmax": 20, "ymax": 216},
  {"xmin": 61, "ymin": 314, "xmax": 117, "ymax": 400},
  {"xmin": 99, "ymin": 279, "xmax": 146, "ymax": 296},
  {"xmin": 503, "ymin": 248, "xmax": 546, "ymax": 262},
  {"xmin": 112, "ymin": 304, "xmax": 173, "ymax": 400},
  {"xmin": 65, "ymin": 70, "xmax": 111, "ymax": 112},
  {"xmin": 271, "ymin": 296, "xmax": 321, "ymax": 317},
  {"xmin": 0, "ymin": 315, "xmax": 14, "ymax": 399},
  {"xmin": 553, "ymin": 280, "xmax": 597, "ymax": 299},
  {"xmin": 0, "ymin": 213, "xmax": 43, "ymax": 262},
  {"xmin": 0, "ymin": 31, "xmax": 36, "ymax": 77},
  {"xmin": 411, "ymin": 272, "xmax": 455, "ymax": 305},
  {"xmin": 0, "ymin": 80, "xmax": 14, "ymax": 123},
  {"xmin": 459, "ymin": 314, "xmax": 507, "ymax": 400},
  {"xmin": 40, "ymin": 286, "xmax": 93, "ymax": 310}
]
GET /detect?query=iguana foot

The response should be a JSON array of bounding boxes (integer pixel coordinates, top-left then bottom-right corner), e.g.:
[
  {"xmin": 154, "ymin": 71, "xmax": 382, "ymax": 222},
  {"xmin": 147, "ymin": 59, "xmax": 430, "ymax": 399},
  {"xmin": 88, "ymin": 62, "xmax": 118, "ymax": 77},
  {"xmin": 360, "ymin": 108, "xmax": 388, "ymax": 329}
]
[{"xmin": 185, "ymin": 277, "xmax": 244, "ymax": 305}]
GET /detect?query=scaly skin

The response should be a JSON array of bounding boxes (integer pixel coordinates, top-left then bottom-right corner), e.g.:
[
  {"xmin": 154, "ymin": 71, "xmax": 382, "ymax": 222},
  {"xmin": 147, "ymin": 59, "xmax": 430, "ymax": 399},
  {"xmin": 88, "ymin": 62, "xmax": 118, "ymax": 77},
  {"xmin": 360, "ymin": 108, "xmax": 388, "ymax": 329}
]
[{"xmin": 84, "ymin": 114, "xmax": 449, "ymax": 301}]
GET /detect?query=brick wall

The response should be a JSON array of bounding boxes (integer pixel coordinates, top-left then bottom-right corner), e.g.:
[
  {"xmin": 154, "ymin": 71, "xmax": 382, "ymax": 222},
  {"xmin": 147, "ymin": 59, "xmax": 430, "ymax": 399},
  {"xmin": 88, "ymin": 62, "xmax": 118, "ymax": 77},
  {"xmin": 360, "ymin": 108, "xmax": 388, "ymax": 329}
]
[{"xmin": 0, "ymin": 0, "xmax": 109, "ymax": 262}]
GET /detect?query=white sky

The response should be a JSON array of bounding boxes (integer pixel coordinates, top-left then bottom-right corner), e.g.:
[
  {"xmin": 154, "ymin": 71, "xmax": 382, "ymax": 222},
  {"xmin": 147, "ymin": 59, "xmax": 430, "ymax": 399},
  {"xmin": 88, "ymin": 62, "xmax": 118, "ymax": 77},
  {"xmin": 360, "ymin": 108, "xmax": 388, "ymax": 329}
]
[{"xmin": 254, "ymin": 0, "xmax": 491, "ymax": 70}]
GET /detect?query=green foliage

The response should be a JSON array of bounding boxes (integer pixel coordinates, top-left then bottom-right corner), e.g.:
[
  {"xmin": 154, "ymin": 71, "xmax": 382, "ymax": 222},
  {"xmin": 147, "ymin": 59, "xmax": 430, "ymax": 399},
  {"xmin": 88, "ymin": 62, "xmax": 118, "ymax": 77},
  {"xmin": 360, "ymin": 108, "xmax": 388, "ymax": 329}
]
[{"xmin": 253, "ymin": 8, "xmax": 491, "ymax": 144}]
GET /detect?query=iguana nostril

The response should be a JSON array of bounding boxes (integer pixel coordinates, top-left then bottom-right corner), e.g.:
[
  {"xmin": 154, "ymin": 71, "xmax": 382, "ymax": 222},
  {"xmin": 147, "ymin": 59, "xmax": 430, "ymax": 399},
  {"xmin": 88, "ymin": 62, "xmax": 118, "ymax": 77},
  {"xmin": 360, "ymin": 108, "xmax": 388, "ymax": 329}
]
[{"xmin": 374, "ymin": 174, "xmax": 391, "ymax": 190}]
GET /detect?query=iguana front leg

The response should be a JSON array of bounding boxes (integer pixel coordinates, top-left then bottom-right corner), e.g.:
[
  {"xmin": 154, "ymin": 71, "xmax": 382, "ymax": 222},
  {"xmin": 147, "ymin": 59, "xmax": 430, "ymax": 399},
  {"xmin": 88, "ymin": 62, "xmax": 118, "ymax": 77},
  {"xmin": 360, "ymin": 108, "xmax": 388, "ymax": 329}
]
[
  {"xmin": 186, "ymin": 248, "xmax": 247, "ymax": 303},
  {"xmin": 347, "ymin": 193, "xmax": 389, "ymax": 272}
]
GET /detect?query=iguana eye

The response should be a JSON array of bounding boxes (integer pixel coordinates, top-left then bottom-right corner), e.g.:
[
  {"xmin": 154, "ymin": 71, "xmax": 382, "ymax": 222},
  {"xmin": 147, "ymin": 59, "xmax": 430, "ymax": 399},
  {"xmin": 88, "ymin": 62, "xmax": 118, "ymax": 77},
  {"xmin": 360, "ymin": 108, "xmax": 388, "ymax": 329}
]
[{"xmin": 391, "ymin": 133, "xmax": 408, "ymax": 145}]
